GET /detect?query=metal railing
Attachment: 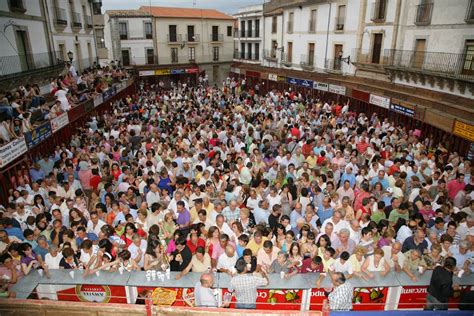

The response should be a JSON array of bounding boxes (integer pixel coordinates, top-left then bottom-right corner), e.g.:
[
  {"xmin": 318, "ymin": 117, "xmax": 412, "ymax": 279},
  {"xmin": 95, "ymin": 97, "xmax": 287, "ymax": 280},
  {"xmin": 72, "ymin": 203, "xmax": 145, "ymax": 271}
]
[
  {"xmin": 233, "ymin": 51, "xmax": 260, "ymax": 61},
  {"xmin": 264, "ymin": 49, "xmax": 278, "ymax": 60},
  {"xmin": 414, "ymin": 2, "xmax": 433, "ymax": 25},
  {"xmin": 371, "ymin": 0, "xmax": 387, "ymax": 21},
  {"xmin": 167, "ymin": 34, "xmax": 182, "ymax": 43},
  {"xmin": 287, "ymin": 21, "xmax": 293, "ymax": 33},
  {"xmin": 72, "ymin": 12, "xmax": 82, "ymax": 28},
  {"xmin": 210, "ymin": 33, "xmax": 223, "ymax": 42},
  {"xmin": 0, "ymin": 51, "xmax": 63, "ymax": 77},
  {"xmin": 353, "ymin": 48, "xmax": 386, "ymax": 64},
  {"xmin": 466, "ymin": 0, "xmax": 474, "ymax": 22},
  {"xmin": 308, "ymin": 19, "xmax": 316, "ymax": 33},
  {"xmin": 383, "ymin": 49, "xmax": 474, "ymax": 79},
  {"xmin": 54, "ymin": 7, "xmax": 67, "ymax": 25},
  {"xmin": 335, "ymin": 16, "xmax": 345, "ymax": 31},
  {"xmin": 85, "ymin": 15, "xmax": 93, "ymax": 28},
  {"xmin": 300, "ymin": 53, "xmax": 315, "ymax": 68},
  {"xmin": 281, "ymin": 52, "xmax": 292, "ymax": 66},
  {"xmin": 186, "ymin": 33, "xmax": 200, "ymax": 42},
  {"xmin": 119, "ymin": 32, "xmax": 128, "ymax": 40},
  {"xmin": 325, "ymin": 58, "xmax": 342, "ymax": 71}
]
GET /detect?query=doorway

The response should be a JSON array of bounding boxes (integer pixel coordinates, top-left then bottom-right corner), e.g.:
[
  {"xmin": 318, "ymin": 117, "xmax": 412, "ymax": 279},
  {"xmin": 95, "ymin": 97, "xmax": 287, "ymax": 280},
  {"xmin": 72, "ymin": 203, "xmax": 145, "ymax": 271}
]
[
  {"xmin": 412, "ymin": 39, "xmax": 426, "ymax": 68},
  {"xmin": 372, "ymin": 33, "xmax": 383, "ymax": 64}
]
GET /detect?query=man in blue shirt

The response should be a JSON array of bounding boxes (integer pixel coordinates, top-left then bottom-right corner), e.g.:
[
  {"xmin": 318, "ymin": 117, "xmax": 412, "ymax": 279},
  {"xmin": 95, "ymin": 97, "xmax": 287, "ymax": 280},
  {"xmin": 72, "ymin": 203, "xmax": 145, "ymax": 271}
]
[
  {"xmin": 370, "ymin": 170, "xmax": 389, "ymax": 190},
  {"xmin": 2, "ymin": 218, "xmax": 24, "ymax": 241},
  {"xmin": 340, "ymin": 167, "xmax": 356, "ymax": 188},
  {"xmin": 30, "ymin": 163, "xmax": 45, "ymax": 182},
  {"xmin": 318, "ymin": 197, "xmax": 334, "ymax": 225}
]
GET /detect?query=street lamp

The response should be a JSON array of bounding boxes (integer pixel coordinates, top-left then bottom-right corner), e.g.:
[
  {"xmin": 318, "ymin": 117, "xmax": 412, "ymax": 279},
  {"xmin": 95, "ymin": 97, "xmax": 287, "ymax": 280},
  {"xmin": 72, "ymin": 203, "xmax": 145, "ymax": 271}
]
[{"xmin": 67, "ymin": 51, "xmax": 74, "ymax": 62}]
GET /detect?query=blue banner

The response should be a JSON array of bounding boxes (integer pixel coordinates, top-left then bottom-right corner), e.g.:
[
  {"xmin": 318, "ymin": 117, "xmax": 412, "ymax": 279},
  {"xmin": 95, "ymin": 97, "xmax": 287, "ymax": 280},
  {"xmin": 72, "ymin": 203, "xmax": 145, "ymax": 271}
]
[
  {"xmin": 102, "ymin": 86, "xmax": 117, "ymax": 101},
  {"xmin": 287, "ymin": 77, "xmax": 298, "ymax": 85},
  {"xmin": 24, "ymin": 121, "xmax": 52, "ymax": 148},
  {"xmin": 390, "ymin": 103, "xmax": 415, "ymax": 117},
  {"xmin": 299, "ymin": 79, "xmax": 313, "ymax": 88},
  {"xmin": 171, "ymin": 69, "xmax": 185, "ymax": 74}
]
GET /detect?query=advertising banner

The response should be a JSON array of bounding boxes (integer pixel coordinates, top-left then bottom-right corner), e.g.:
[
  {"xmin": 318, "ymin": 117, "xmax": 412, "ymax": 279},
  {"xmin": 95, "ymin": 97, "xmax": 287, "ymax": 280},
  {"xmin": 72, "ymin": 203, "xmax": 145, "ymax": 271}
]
[
  {"xmin": 329, "ymin": 84, "xmax": 346, "ymax": 95},
  {"xmin": 222, "ymin": 288, "xmax": 303, "ymax": 310},
  {"xmin": 268, "ymin": 73, "xmax": 278, "ymax": 81},
  {"xmin": 369, "ymin": 94, "xmax": 390, "ymax": 109},
  {"xmin": 94, "ymin": 94, "xmax": 103, "ymax": 107},
  {"xmin": 390, "ymin": 103, "xmax": 415, "ymax": 117},
  {"xmin": 155, "ymin": 69, "xmax": 171, "ymax": 75},
  {"xmin": 171, "ymin": 69, "xmax": 185, "ymax": 74},
  {"xmin": 0, "ymin": 137, "xmax": 27, "ymax": 168},
  {"xmin": 55, "ymin": 285, "xmax": 127, "ymax": 304},
  {"xmin": 139, "ymin": 70, "xmax": 155, "ymax": 77},
  {"xmin": 185, "ymin": 68, "xmax": 199, "ymax": 74},
  {"xmin": 299, "ymin": 79, "xmax": 313, "ymax": 88},
  {"xmin": 102, "ymin": 86, "xmax": 117, "ymax": 101},
  {"xmin": 135, "ymin": 286, "xmax": 195, "ymax": 307},
  {"xmin": 287, "ymin": 77, "xmax": 298, "ymax": 85},
  {"xmin": 24, "ymin": 122, "xmax": 52, "ymax": 148},
  {"xmin": 51, "ymin": 113, "xmax": 69, "ymax": 133},
  {"xmin": 314, "ymin": 82, "xmax": 329, "ymax": 91},
  {"xmin": 309, "ymin": 287, "xmax": 387, "ymax": 311},
  {"xmin": 453, "ymin": 120, "xmax": 474, "ymax": 142}
]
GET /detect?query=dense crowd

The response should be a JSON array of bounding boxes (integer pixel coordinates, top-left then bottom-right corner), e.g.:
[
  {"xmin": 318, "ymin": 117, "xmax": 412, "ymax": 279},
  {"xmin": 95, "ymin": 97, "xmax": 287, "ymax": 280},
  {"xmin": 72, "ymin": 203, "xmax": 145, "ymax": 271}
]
[
  {"xmin": 0, "ymin": 77, "xmax": 472, "ymax": 308},
  {"xmin": 0, "ymin": 62, "xmax": 127, "ymax": 145}
]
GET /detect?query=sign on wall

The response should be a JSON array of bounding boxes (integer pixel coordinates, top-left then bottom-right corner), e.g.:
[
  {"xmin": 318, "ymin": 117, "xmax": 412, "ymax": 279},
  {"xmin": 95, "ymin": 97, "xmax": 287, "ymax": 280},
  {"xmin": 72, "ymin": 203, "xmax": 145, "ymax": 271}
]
[
  {"xmin": 155, "ymin": 69, "xmax": 171, "ymax": 75},
  {"xmin": 299, "ymin": 79, "xmax": 313, "ymax": 88},
  {"xmin": 453, "ymin": 120, "xmax": 474, "ymax": 142},
  {"xmin": 287, "ymin": 77, "xmax": 298, "ymax": 85},
  {"xmin": 329, "ymin": 84, "xmax": 346, "ymax": 95},
  {"xmin": 24, "ymin": 122, "xmax": 53, "ymax": 148},
  {"xmin": 313, "ymin": 82, "xmax": 329, "ymax": 91},
  {"xmin": 51, "ymin": 113, "xmax": 69, "ymax": 133},
  {"xmin": 0, "ymin": 137, "xmax": 28, "ymax": 168},
  {"xmin": 369, "ymin": 94, "xmax": 390, "ymax": 109},
  {"xmin": 390, "ymin": 103, "xmax": 415, "ymax": 117},
  {"xmin": 139, "ymin": 70, "xmax": 154, "ymax": 77},
  {"xmin": 268, "ymin": 73, "xmax": 278, "ymax": 81}
]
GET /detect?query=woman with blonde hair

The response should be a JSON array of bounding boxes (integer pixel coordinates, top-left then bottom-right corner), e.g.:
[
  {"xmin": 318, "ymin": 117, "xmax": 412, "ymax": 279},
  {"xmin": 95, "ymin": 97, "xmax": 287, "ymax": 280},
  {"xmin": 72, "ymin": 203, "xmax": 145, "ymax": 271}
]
[{"xmin": 361, "ymin": 248, "xmax": 390, "ymax": 279}]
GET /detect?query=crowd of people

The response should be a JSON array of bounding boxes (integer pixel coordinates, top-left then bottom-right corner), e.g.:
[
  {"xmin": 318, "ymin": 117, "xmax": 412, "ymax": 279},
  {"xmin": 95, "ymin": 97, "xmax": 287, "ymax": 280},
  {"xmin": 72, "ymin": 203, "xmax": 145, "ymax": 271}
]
[
  {"xmin": 0, "ymin": 62, "xmax": 127, "ymax": 145},
  {"xmin": 0, "ymin": 76, "xmax": 472, "ymax": 310}
]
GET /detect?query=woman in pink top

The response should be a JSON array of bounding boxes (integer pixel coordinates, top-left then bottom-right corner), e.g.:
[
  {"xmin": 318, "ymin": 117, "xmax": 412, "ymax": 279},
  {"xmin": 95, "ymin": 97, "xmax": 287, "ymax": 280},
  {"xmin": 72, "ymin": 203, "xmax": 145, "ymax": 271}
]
[{"xmin": 78, "ymin": 161, "xmax": 93, "ymax": 191}]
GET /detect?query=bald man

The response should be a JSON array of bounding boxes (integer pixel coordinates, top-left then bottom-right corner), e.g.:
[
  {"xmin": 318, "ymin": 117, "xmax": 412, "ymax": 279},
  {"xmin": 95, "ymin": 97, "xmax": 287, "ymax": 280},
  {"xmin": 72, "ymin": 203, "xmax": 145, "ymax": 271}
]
[
  {"xmin": 216, "ymin": 245, "xmax": 238, "ymax": 275},
  {"xmin": 194, "ymin": 273, "xmax": 218, "ymax": 307}
]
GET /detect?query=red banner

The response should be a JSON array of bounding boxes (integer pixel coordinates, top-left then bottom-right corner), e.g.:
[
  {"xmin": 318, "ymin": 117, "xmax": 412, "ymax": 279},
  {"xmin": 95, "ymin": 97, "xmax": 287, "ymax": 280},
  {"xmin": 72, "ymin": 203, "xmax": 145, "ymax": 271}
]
[
  {"xmin": 222, "ymin": 288, "xmax": 303, "ymax": 310},
  {"xmin": 309, "ymin": 287, "xmax": 387, "ymax": 311},
  {"xmin": 56, "ymin": 285, "xmax": 127, "ymax": 303},
  {"xmin": 185, "ymin": 68, "xmax": 199, "ymax": 74},
  {"xmin": 135, "ymin": 286, "xmax": 195, "ymax": 307}
]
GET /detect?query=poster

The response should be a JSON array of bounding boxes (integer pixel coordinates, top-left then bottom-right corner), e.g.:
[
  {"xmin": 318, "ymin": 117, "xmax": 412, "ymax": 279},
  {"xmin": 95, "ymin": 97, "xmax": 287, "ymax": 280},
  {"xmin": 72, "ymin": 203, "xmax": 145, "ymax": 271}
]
[
  {"xmin": 51, "ymin": 113, "xmax": 69, "ymax": 133},
  {"xmin": 24, "ymin": 122, "xmax": 52, "ymax": 148},
  {"xmin": 0, "ymin": 137, "xmax": 27, "ymax": 168},
  {"xmin": 314, "ymin": 82, "xmax": 329, "ymax": 91},
  {"xmin": 135, "ymin": 286, "xmax": 195, "ymax": 307},
  {"xmin": 55, "ymin": 285, "xmax": 127, "ymax": 304},
  {"xmin": 222, "ymin": 288, "xmax": 303, "ymax": 310},
  {"xmin": 398, "ymin": 286, "xmax": 427, "ymax": 309},
  {"xmin": 299, "ymin": 79, "xmax": 313, "ymax": 88},
  {"xmin": 309, "ymin": 287, "xmax": 387, "ymax": 311},
  {"xmin": 139, "ymin": 70, "xmax": 154, "ymax": 77},
  {"xmin": 453, "ymin": 120, "xmax": 474, "ymax": 142},
  {"xmin": 369, "ymin": 94, "xmax": 390, "ymax": 109},
  {"xmin": 329, "ymin": 84, "xmax": 346, "ymax": 95},
  {"xmin": 268, "ymin": 73, "xmax": 278, "ymax": 81}
]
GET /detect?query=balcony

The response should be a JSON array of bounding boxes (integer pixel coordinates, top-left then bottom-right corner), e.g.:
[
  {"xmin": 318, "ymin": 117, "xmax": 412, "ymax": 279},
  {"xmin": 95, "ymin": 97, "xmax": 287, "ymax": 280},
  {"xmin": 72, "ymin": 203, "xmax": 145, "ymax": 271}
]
[
  {"xmin": 300, "ymin": 54, "xmax": 315, "ymax": 70},
  {"xmin": 282, "ymin": 53, "xmax": 292, "ymax": 67},
  {"xmin": 54, "ymin": 7, "xmax": 67, "ymax": 26},
  {"xmin": 186, "ymin": 34, "xmax": 200, "ymax": 43},
  {"xmin": 325, "ymin": 58, "xmax": 342, "ymax": 72},
  {"xmin": 167, "ymin": 34, "xmax": 182, "ymax": 43},
  {"xmin": 335, "ymin": 16, "xmax": 345, "ymax": 31},
  {"xmin": 308, "ymin": 19, "xmax": 316, "ymax": 33},
  {"xmin": 414, "ymin": 2, "xmax": 433, "ymax": 25},
  {"xmin": 119, "ymin": 33, "xmax": 128, "ymax": 40},
  {"xmin": 210, "ymin": 34, "xmax": 223, "ymax": 42},
  {"xmin": 384, "ymin": 49, "xmax": 474, "ymax": 80},
  {"xmin": 371, "ymin": 0, "xmax": 387, "ymax": 22},
  {"xmin": 287, "ymin": 21, "xmax": 293, "ymax": 34},
  {"xmin": 72, "ymin": 12, "xmax": 82, "ymax": 29},
  {"xmin": 264, "ymin": 49, "xmax": 278, "ymax": 61},
  {"xmin": 0, "ymin": 51, "xmax": 64, "ymax": 79},
  {"xmin": 85, "ymin": 15, "xmax": 93, "ymax": 29}
]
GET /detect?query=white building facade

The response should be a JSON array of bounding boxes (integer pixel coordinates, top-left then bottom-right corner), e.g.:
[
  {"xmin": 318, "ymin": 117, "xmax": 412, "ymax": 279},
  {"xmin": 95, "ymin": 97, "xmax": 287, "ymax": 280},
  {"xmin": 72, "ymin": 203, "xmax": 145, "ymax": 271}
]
[{"xmin": 233, "ymin": 4, "xmax": 264, "ymax": 64}]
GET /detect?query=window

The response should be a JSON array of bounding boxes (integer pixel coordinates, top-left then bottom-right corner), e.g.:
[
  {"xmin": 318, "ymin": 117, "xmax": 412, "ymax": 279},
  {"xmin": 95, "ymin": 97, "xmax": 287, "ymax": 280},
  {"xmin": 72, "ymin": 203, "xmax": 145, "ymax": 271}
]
[
  {"xmin": 462, "ymin": 40, "xmax": 474, "ymax": 75},
  {"xmin": 247, "ymin": 43, "xmax": 252, "ymax": 60},
  {"xmin": 334, "ymin": 44, "xmax": 343, "ymax": 70},
  {"xmin": 336, "ymin": 5, "xmax": 346, "ymax": 31},
  {"xmin": 372, "ymin": 34, "xmax": 383, "ymax": 63},
  {"xmin": 372, "ymin": 0, "xmax": 387, "ymax": 21},
  {"xmin": 240, "ymin": 21, "xmax": 245, "ymax": 37},
  {"xmin": 415, "ymin": 0, "xmax": 433, "ymax": 25},
  {"xmin": 227, "ymin": 26, "xmax": 232, "ymax": 37},
  {"xmin": 145, "ymin": 22, "xmax": 152, "ymax": 39},
  {"xmin": 211, "ymin": 26, "xmax": 219, "ymax": 41},
  {"xmin": 412, "ymin": 39, "xmax": 426, "ymax": 68},
  {"xmin": 96, "ymin": 29, "xmax": 105, "ymax": 48},
  {"xmin": 287, "ymin": 12, "xmax": 294, "ymax": 33},
  {"xmin": 271, "ymin": 16, "xmax": 277, "ymax": 33},
  {"xmin": 213, "ymin": 47, "xmax": 219, "ymax": 61},
  {"xmin": 119, "ymin": 22, "xmax": 128, "ymax": 40},
  {"xmin": 308, "ymin": 43, "xmax": 315, "ymax": 66},
  {"xmin": 309, "ymin": 10, "xmax": 317, "ymax": 32},
  {"xmin": 271, "ymin": 40, "xmax": 277, "ymax": 58},
  {"xmin": 9, "ymin": 0, "xmax": 26, "ymax": 12},
  {"xmin": 467, "ymin": 0, "xmax": 474, "ymax": 22},
  {"xmin": 169, "ymin": 25, "xmax": 177, "ymax": 42},
  {"xmin": 287, "ymin": 42, "xmax": 293, "ymax": 63},
  {"xmin": 189, "ymin": 47, "xmax": 195, "ymax": 61},
  {"xmin": 171, "ymin": 47, "xmax": 178, "ymax": 63},
  {"xmin": 146, "ymin": 49, "xmax": 154, "ymax": 64},
  {"xmin": 241, "ymin": 43, "xmax": 245, "ymax": 59},
  {"xmin": 255, "ymin": 19, "xmax": 260, "ymax": 37},
  {"xmin": 255, "ymin": 43, "xmax": 259, "ymax": 60},
  {"xmin": 121, "ymin": 50, "xmax": 130, "ymax": 66},
  {"xmin": 247, "ymin": 20, "xmax": 252, "ymax": 37},
  {"xmin": 58, "ymin": 44, "xmax": 66, "ymax": 61}
]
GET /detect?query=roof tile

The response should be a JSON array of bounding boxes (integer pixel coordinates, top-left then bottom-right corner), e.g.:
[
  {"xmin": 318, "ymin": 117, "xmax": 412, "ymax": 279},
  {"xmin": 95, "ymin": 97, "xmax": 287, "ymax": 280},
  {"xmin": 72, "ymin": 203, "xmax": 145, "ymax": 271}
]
[{"xmin": 138, "ymin": 6, "xmax": 235, "ymax": 20}]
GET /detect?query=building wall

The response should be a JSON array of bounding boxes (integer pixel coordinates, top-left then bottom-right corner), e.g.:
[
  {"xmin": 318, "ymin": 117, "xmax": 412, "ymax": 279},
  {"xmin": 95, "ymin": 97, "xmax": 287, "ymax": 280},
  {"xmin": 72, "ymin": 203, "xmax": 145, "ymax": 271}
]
[
  {"xmin": 233, "ymin": 4, "xmax": 264, "ymax": 63},
  {"xmin": 45, "ymin": 0, "xmax": 97, "ymax": 70}
]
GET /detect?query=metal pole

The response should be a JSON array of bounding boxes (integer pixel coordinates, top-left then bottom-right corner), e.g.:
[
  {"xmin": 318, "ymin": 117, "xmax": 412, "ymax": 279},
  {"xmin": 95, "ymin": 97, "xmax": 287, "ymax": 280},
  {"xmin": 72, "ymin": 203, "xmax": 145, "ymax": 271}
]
[{"xmin": 324, "ymin": 1, "xmax": 332, "ymax": 65}]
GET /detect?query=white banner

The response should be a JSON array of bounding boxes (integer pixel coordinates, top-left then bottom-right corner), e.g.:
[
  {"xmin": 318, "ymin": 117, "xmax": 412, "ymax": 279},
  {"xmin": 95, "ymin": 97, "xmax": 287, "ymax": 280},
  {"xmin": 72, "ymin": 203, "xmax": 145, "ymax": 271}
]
[
  {"xmin": 0, "ymin": 137, "xmax": 28, "ymax": 168},
  {"xmin": 268, "ymin": 73, "xmax": 278, "ymax": 81},
  {"xmin": 234, "ymin": 68, "xmax": 240, "ymax": 74},
  {"xmin": 138, "ymin": 70, "xmax": 154, "ymax": 77},
  {"xmin": 370, "ymin": 94, "xmax": 390, "ymax": 109},
  {"xmin": 329, "ymin": 84, "xmax": 346, "ymax": 95},
  {"xmin": 313, "ymin": 82, "xmax": 329, "ymax": 91},
  {"xmin": 51, "ymin": 113, "xmax": 69, "ymax": 133},
  {"xmin": 94, "ymin": 94, "xmax": 103, "ymax": 107}
]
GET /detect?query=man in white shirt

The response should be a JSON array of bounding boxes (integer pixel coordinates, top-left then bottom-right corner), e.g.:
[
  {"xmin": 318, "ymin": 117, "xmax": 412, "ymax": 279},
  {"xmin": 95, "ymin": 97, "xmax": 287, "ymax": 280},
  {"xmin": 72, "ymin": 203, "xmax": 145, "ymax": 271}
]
[
  {"xmin": 321, "ymin": 210, "xmax": 349, "ymax": 234},
  {"xmin": 382, "ymin": 242, "xmax": 405, "ymax": 272},
  {"xmin": 216, "ymin": 245, "xmax": 238, "ymax": 274},
  {"xmin": 86, "ymin": 211, "xmax": 105, "ymax": 236},
  {"xmin": 128, "ymin": 234, "xmax": 147, "ymax": 268},
  {"xmin": 146, "ymin": 184, "xmax": 160, "ymax": 207}
]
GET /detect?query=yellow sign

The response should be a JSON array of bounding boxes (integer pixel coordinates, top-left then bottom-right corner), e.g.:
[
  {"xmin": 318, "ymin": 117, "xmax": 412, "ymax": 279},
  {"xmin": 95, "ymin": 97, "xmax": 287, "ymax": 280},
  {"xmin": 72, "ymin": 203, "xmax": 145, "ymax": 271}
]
[
  {"xmin": 155, "ymin": 69, "xmax": 170, "ymax": 75},
  {"xmin": 453, "ymin": 120, "xmax": 474, "ymax": 142}
]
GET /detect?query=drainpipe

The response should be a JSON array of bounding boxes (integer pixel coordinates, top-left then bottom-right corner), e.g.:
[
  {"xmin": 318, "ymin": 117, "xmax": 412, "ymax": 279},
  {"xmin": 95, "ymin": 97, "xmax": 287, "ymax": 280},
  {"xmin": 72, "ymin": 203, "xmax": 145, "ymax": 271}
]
[
  {"xmin": 280, "ymin": 11, "xmax": 284, "ymax": 68},
  {"xmin": 41, "ymin": 0, "xmax": 56, "ymax": 62},
  {"xmin": 391, "ymin": 0, "xmax": 402, "ymax": 53},
  {"xmin": 356, "ymin": 0, "xmax": 368, "ymax": 57},
  {"xmin": 89, "ymin": 1, "xmax": 99, "ymax": 65},
  {"xmin": 324, "ymin": 1, "xmax": 332, "ymax": 66}
]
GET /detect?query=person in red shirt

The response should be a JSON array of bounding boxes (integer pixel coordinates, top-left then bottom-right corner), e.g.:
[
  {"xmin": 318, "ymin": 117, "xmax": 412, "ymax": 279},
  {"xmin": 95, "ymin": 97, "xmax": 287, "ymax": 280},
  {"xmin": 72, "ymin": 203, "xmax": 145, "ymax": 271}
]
[
  {"xmin": 356, "ymin": 137, "xmax": 369, "ymax": 154},
  {"xmin": 447, "ymin": 173, "xmax": 466, "ymax": 200},
  {"xmin": 186, "ymin": 227, "xmax": 206, "ymax": 254},
  {"xmin": 291, "ymin": 123, "xmax": 301, "ymax": 139},
  {"xmin": 90, "ymin": 168, "xmax": 101, "ymax": 192},
  {"xmin": 298, "ymin": 255, "xmax": 324, "ymax": 273},
  {"xmin": 302, "ymin": 139, "xmax": 314, "ymax": 157},
  {"xmin": 317, "ymin": 151, "xmax": 327, "ymax": 166}
]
